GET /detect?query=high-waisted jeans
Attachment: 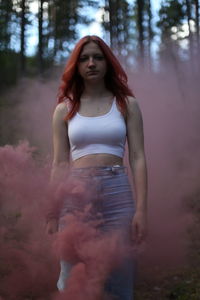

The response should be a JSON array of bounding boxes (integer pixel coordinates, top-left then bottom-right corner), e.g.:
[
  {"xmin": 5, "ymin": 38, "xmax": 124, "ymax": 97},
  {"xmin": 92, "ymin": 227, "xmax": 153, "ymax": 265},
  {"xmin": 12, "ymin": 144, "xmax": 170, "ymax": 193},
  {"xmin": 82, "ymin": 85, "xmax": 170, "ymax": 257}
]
[{"xmin": 57, "ymin": 166, "xmax": 135, "ymax": 300}]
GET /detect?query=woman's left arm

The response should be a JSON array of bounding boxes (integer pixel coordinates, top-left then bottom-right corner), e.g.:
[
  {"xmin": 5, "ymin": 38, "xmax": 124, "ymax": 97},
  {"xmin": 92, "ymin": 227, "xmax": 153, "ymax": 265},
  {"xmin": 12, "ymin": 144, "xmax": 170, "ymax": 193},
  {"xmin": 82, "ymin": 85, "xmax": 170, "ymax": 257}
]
[{"xmin": 126, "ymin": 96, "xmax": 148, "ymax": 244}]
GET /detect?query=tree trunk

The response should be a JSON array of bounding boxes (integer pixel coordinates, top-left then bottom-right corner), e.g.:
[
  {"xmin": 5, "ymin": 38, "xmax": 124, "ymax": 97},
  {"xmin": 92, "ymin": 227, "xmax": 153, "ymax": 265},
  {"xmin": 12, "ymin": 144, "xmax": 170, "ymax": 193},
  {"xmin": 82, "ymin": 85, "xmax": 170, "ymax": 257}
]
[
  {"xmin": 147, "ymin": 0, "xmax": 153, "ymax": 70},
  {"xmin": 185, "ymin": 0, "xmax": 192, "ymax": 35},
  {"xmin": 20, "ymin": 0, "xmax": 26, "ymax": 74},
  {"xmin": 38, "ymin": 0, "xmax": 44, "ymax": 73},
  {"xmin": 136, "ymin": 0, "xmax": 145, "ymax": 67},
  {"xmin": 185, "ymin": 0, "xmax": 194, "ymax": 62},
  {"xmin": 108, "ymin": 0, "xmax": 115, "ymax": 48},
  {"xmin": 194, "ymin": 0, "xmax": 199, "ymax": 46}
]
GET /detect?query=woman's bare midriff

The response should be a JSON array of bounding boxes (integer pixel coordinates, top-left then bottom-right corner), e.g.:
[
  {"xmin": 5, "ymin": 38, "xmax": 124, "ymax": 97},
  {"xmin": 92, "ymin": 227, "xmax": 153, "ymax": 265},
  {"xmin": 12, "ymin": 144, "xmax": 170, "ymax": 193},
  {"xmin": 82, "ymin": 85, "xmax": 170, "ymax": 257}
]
[{"xmin": 72, "ymin": 153, "xmax": 123, "ymax": 168}]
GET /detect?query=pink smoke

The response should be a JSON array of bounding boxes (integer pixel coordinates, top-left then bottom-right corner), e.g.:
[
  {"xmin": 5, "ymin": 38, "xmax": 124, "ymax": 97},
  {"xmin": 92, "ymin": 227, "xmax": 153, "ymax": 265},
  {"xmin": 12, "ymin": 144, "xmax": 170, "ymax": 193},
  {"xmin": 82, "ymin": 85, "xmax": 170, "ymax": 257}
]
[
  {"xmin": 0, "ymin": 50, "xmax": 199, "ymax": 298},
  {"xmin": 53, "ymin": 214, "xmax": 131, "ymax": 300},
  {"xmin": 0, "ymin": 142, "xmax": 58, "ymax": 299}
]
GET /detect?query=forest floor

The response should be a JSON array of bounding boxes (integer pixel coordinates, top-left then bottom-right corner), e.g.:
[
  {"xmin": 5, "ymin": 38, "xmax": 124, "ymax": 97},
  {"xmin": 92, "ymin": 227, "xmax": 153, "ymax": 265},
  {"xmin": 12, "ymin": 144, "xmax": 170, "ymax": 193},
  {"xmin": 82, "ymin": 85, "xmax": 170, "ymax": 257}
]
[
  {"xmin": 135, "ymin": 192, "xmax": 200, "ymax": 300},
  {"xmin": 135, "ymin": 265, "xmax": 200, "ymax": 300}
]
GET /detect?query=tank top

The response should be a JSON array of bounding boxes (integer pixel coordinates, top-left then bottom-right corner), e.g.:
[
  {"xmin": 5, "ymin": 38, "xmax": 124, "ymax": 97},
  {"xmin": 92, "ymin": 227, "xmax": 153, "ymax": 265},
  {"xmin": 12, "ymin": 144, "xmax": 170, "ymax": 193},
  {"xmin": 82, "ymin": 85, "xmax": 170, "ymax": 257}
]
[{"xmin": 68, "ymin": 99, "xmax": 126, "ymax": 161}]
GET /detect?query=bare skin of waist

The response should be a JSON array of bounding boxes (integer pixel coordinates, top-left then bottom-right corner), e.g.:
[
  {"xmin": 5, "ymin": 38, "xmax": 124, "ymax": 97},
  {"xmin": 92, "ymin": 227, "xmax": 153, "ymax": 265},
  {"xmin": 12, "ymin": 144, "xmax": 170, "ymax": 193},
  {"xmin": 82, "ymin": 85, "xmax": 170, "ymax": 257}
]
[{"xmin": 72, "ymin": 153, "xmax": 123, "ymax": 168}]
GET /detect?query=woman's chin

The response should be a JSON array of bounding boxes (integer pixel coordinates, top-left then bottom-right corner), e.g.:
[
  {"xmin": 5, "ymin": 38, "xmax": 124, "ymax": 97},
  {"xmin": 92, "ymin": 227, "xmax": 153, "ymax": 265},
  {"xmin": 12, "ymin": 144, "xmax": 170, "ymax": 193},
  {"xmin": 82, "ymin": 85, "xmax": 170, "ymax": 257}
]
[{"xmin": 85, "ymin": 75, "xmax": 104, "ymax": 83}]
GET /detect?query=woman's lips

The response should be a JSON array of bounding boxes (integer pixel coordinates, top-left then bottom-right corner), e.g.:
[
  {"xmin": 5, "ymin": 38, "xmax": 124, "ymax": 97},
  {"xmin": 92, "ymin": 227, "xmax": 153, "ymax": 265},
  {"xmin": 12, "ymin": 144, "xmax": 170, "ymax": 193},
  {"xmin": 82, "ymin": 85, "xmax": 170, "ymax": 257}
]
[{"xmin": 87, "ymin": 71, "xmax": 99, "ymax": 75}]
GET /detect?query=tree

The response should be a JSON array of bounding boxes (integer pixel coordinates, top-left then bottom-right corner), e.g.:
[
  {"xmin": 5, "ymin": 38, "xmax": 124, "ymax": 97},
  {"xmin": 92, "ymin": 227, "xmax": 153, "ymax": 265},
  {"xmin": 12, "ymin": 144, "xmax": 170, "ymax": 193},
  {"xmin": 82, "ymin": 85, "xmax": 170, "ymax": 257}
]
[
  {"xmin": 0, "ymin": 0, "xmax": 13, "ymax": 51},
  {"xmin": 102, "ymin": 0, "xmax": 134, "ymax": 65},
  {"xmin": 185, "ymin": 0, "xmax": 196, "ymax": 62},
  {"xmin": 132, "ymin": 0, "xmax": 154, "ymax": 69},
  {"xmin": 20, "ymin": 0, "xmax": 26, "ymax": 73},
  {"xmin": 38, "ymin": 0, "xmax": 45, "ymax": 73},
  {"xmin": 20, "ymin": 0, "xmax": 29, "ymax": 74},
  {"xmin": 136, "ymin": 0, "xmax": 145, "ymax": 66},
  {"xmin": 52, "ymin": 0, "xmax": 79, "ymax": 56},
  {"xmin": 157, "ymin": 0, "xmax": 188, "ymax": 100},
  {"xmin": 146, "ymin": 0, "xmax": 154, "ymax": 68},
  {"xmin": 157, "ymin": 0, "xmax": 199, "ymax": 67},
  {"xmin": 157, "ymin": 0, "xmax": 185, "ymax": 64},
  {"xmin": 0, "ymin": 0, "xmax": 19, "ymax": 87},
  {"xmin": 185, "ymin": 0, "xmax": 199, "ymax": 47},
  {"xmin": 13, "ymin": 0, "xmax": 33, "ymax": 74},
  {"xmin": 194, "ymin": 0, "xmax": 199, "ymax": 46},
  {"xmin": 157, "ymin": 0, "xmax": 185, "ymax": 41},
  {"xmin": 41, "ymin": 0, "xmax": 96, "ymax": 64}
]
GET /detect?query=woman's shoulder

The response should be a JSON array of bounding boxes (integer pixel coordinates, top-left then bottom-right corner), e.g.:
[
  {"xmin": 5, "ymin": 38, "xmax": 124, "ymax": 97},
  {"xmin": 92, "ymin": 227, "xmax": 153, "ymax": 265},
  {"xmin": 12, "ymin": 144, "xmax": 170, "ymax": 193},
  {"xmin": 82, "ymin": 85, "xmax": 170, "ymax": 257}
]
[
  {"xmin": 53, "ymin": 101, "xmax": 69, "ymax": 123},
  {"xmin": 126, "ymin": 96, "xmax": 140, "ymax": 114},
  {"xmin": 54, "ymin": 101, "xmax": 68, "ymax": 115}
]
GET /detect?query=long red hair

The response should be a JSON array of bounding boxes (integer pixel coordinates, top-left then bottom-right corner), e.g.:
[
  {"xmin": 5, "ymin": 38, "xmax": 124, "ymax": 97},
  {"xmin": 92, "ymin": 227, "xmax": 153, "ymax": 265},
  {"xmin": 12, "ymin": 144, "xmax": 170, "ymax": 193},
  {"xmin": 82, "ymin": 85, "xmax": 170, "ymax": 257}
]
[{"xmin": 57, "ymin": 35, "xmax": 134, "ymax": 120}]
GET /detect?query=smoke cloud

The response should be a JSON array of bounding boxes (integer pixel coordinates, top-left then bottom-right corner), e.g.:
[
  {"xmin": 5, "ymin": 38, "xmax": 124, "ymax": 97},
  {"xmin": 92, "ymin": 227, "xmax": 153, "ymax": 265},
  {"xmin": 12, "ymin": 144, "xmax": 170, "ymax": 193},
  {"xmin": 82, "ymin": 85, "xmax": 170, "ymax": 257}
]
[{"xmin": 0, "ymin": 52, "xmax": 200, "ymax": 298}]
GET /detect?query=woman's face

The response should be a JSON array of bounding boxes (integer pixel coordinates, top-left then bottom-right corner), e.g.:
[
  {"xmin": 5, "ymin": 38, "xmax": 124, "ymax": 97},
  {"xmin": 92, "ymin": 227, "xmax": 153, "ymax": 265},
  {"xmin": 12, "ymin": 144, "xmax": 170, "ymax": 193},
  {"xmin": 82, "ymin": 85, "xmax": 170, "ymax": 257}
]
[{"xmin": 77, "ymin": 41, "xmax": 107, "ymax": 83}]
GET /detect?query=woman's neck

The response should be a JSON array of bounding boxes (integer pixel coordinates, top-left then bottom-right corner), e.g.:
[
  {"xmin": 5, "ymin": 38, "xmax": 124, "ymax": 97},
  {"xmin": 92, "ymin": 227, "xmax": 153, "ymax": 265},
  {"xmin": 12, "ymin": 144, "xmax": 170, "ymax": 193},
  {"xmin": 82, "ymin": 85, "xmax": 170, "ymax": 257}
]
[{"xmin": 82, "ymin": 81, "xmax": 110, "ymax": 101}]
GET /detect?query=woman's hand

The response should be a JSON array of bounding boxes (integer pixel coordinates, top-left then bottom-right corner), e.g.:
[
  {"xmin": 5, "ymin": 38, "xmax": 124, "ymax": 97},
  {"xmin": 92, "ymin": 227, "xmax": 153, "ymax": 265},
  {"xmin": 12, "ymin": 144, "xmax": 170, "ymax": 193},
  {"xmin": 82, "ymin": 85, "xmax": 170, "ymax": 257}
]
[
  {"xmin": 131, "ymin": 210, "xmax": 147, "ymax": 244},
  {"xmin": 46, "ymin": 219, "xmax": 58, "ymax": 234}
]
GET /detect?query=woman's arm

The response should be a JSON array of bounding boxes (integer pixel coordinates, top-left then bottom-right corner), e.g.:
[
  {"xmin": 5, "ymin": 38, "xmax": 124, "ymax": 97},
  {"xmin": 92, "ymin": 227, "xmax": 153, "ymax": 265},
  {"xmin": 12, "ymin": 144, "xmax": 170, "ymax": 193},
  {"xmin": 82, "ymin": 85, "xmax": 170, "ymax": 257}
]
[
  {"xmin": 126, "ymin": 96, "xmax": 148, "ymax": 243},
  {"xmin": 46, "ymin": 102, "xmax": 70, "ymax": 234},
  {"xmin": 51, "ymin": 102, "xmax": 70, "ymax": 181}
]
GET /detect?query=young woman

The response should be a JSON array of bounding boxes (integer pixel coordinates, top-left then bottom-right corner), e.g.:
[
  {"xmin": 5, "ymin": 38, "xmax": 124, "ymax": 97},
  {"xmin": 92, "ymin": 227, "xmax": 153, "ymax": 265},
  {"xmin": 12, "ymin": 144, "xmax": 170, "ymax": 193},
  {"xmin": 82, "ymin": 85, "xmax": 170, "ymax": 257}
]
[{"xmin": 46, "ymin": 35, "xmax": 147, "ymax": 299}]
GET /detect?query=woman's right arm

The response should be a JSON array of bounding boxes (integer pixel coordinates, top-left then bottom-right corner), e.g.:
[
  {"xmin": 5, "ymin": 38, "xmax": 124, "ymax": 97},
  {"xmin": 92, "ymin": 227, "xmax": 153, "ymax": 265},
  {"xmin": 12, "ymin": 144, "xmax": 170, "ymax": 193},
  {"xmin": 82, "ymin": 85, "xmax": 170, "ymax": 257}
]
[
  {"xmin": 46, "ymin": 102, "xmax": 70, "ymax": 234},
  {"xmin": 51, "ymin": 102, "xmax": 70, "ymax": 181}
]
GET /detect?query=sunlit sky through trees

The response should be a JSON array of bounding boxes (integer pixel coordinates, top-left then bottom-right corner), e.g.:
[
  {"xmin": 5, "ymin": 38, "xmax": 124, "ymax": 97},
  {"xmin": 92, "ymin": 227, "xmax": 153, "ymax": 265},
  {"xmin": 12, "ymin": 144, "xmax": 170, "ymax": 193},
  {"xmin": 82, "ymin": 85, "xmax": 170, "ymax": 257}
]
[{"xmin": 26, "ymin": 0, "xmax": 162, "ymax": 56}]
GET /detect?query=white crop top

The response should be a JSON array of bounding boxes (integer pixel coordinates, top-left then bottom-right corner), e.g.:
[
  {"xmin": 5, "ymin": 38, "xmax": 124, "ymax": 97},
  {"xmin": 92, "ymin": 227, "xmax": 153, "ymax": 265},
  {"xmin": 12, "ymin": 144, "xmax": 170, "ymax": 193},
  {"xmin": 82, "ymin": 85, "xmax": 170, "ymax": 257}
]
[{"xmin": 68, "ymin": 99, "xmax": 126, "ymax": 161}]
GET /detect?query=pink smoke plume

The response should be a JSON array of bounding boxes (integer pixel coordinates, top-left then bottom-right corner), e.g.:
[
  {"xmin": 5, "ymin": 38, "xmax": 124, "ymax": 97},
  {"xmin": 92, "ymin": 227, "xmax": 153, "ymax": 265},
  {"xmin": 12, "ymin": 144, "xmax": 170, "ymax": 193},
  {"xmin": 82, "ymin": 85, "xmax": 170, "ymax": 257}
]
[
  {"xmin": 53, "ymin": 214, "xmax": 132, "ymax": 300},
  {"xmin": 0, "ymin": 142, "xmax": 58, "ymax": 299},
  {"xmin": 0, "ymin": 50, "xmax": 200, "ymax": 298},
  {"xmin": 0, "ymin": 142, "xmax": 135, "ymax": 299}
]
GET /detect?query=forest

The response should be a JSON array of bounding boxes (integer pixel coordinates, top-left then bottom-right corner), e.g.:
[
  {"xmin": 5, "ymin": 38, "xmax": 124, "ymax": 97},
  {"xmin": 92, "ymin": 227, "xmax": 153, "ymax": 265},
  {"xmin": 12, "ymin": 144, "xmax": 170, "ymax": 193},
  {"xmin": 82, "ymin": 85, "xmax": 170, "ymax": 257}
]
[
  {"xmin": 0, "ymin": 1, "xmax": 200, "ymax": 299},
  {"xmin": 0, "ymin": 0, "xmax": 199, "ymax": 85}
]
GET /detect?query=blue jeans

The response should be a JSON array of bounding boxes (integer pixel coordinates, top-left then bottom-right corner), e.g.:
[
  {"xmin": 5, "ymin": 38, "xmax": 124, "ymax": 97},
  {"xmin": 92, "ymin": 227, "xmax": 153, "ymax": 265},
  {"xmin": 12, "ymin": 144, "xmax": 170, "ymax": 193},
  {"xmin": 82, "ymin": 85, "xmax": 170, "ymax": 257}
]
[{"xmin": 57, "ymin": 166, "xmax": 135, "ymax": 300}]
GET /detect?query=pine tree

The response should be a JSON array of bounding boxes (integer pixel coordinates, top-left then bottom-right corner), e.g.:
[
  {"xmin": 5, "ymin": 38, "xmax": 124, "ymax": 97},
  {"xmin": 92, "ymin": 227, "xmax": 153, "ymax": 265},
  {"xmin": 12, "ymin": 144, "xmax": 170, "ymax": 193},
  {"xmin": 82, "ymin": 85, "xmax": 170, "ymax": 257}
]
[{"xmin": 0, "ymin": 0, "xmax": 13, "ymax": 51}]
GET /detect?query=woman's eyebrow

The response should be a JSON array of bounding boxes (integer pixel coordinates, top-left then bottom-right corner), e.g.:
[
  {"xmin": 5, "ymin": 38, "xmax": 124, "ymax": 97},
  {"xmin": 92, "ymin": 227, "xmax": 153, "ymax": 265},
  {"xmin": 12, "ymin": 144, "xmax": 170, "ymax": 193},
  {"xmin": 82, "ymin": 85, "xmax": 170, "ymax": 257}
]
[{"xmin": 80, "ymin": 52, "xmax": 103, "ymax": 56}]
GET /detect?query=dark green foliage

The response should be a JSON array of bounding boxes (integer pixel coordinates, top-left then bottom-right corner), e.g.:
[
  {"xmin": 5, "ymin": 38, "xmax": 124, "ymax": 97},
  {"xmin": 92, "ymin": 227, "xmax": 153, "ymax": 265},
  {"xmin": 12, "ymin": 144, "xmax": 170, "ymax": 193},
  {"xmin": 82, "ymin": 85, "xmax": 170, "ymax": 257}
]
[
  {"xmin": 0, "ymin": 50, "xmax": 19, "ymax": 88},
  {"xmin": 0, "ymin": 0, "xmax": 13, "ymax": 51},
  {"xmin": 157, "ymin": 0, "xmax": 185, "ymax": 37},
  {"xmin": 183, "ymin": 190, "xmax": 200, "ymax": 267}
]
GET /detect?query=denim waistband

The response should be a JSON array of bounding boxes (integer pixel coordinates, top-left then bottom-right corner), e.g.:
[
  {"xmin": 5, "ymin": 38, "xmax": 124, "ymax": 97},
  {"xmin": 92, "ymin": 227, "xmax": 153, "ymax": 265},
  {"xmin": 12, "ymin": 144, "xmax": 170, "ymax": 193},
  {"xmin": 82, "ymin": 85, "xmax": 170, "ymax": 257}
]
[{"xmin": 70, "ymin": 165, "xmax": 126, "ymax": 177}]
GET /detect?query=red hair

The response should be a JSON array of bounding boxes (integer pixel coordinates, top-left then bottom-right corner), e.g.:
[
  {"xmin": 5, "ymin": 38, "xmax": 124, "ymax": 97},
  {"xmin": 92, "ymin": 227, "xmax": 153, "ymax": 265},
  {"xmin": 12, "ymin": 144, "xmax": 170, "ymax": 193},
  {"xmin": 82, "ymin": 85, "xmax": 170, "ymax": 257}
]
[{"xmin": 57, "ymin": 35, "xmax": 134, "ymax": 120}]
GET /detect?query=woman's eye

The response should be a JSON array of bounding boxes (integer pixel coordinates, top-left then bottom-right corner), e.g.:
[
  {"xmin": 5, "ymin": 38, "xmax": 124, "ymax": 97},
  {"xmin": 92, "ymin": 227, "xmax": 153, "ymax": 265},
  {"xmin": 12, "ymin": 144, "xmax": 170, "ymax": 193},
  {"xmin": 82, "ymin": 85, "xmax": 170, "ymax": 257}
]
[
  {"xmin": 79, "ymin": 56, "xmax": 88, "ymax": 62},
  {"xmin": 79, "ymin": 55, "xmax": 104, "ymax": 62},
  {"xmin": 94, "ymin": 55, "xmax": 104, "ymax": 60}
]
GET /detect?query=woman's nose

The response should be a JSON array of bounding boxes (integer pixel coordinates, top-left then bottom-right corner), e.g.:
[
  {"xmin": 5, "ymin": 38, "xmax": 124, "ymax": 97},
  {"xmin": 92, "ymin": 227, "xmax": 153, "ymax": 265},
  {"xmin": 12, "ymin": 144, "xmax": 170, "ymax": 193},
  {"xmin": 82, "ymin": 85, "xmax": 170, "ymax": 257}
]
[{"xmin": 88, "ymin": 57, "xmax": 95, "ymax": 67}]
